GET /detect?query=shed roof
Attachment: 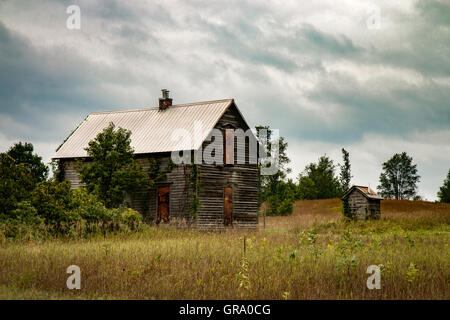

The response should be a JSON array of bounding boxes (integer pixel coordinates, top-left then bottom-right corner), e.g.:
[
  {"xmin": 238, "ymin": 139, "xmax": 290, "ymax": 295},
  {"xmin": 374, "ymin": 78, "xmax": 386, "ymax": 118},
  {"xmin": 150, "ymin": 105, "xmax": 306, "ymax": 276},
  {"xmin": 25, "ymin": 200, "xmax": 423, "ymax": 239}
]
[
  {"xmin": 53, "ymin": 99, "xmax": 242, "ymax": 159},
  {"xmin": 342, "ymin": 185, "xmax": 384, "ymax": 200}
]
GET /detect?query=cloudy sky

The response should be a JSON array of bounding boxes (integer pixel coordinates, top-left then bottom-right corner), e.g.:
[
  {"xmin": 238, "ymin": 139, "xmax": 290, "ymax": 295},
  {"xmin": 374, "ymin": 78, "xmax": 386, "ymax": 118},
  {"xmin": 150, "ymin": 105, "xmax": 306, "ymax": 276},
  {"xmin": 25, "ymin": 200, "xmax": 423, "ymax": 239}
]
[{"xmin": 0, "ymin": 0, "xmax": 449, "ymax": 200}]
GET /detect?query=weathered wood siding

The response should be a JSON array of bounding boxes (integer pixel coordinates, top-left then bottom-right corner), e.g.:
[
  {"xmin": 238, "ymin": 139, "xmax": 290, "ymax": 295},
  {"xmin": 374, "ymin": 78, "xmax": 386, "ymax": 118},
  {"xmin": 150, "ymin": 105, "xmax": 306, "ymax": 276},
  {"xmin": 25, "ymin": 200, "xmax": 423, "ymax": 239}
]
[
  {"xmin": 347, "ymin": 190, "xmax": 380, "ymax": 220},
  {"xmin": 367, "ymin": 199, "xmax": 381, "ymax": 219},
  {"xmin": 196, "ymin": 165, "xmax": 258, "ymax": 229},
  {"xmin": 130, "ymin": 155, "xmax": 190, "ymax": 223},
  {"xmin": 348, "ymin": 190, "xmax": 368, "ymax": 220},
  {"xmin": 196, "ymin": 103, "xmax": 259, "ymax": 229},
  {"xmin": 61, "ymin": 160, "xmax": 83, "ymax": 189}
]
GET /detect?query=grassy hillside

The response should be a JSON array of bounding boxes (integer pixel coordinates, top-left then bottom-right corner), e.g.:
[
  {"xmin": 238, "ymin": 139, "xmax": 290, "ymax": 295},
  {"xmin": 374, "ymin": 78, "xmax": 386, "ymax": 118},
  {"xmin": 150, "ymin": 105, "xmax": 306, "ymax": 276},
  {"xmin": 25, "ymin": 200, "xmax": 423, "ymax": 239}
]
[
  {"xmin": 266, "ymin": 198, "xmax": 450, "ymax": 229},
  {"xmin": 0, "ymin": 199, "xmax": 449, "ymax": 299}
]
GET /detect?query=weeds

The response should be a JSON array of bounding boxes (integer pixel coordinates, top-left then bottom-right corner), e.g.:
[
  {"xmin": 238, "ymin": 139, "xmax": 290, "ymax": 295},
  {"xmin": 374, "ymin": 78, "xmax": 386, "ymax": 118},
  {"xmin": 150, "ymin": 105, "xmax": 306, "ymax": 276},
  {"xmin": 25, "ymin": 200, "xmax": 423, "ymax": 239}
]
[
  {"xmin": 0, "ymin": 199, "xmax": 448, "ymax": 299},
  {"xmin": 406, "ymin": 263, "xmax": 419, "ymax": 283},
  {"xmin": 236, "ymin": 255, "xmax": 251, "ymax": 298}
]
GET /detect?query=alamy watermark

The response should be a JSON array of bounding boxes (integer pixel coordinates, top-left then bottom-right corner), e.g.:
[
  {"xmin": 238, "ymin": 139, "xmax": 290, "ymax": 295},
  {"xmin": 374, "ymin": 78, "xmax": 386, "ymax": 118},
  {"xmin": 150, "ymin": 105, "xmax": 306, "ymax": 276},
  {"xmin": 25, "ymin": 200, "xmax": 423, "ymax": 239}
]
[
  {"xmin": 66, "ymin": 265, "xmax": 81, "ymax": 289},
  {"xmin": 366, "ymin": 5, "xmax": 381, "ymax": 30},
  {"xmin": 366, "ymin": 265, "xmax": 381, "ymax": 289},
  {"xmin": 66, "ymin": 5, "xmax": 81, "ymax": 30}
]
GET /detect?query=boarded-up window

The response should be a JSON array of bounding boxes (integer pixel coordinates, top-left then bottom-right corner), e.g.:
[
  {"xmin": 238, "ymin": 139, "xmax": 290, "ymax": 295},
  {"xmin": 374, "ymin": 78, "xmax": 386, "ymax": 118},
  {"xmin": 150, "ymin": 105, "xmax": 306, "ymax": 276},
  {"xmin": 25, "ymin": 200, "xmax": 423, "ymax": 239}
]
[
  {"xmin": 223, "ymin": 129, "xmax": 233, "ymax": 165},
  {"xmin": 157, "ymin": 186, "xmax": 170, "ymax": 223},
  {"xmin": 224, "ymin": 187, "xmax": 233, "ymax": 225}
]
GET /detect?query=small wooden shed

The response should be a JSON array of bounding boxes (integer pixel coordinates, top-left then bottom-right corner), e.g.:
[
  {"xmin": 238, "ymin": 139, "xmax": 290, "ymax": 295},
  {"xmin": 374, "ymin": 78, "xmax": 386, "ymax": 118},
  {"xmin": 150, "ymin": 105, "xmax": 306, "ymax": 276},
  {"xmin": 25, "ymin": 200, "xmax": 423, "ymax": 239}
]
[{"xmin": 341, "ymin": 185, "xmax": 383, "ymax": 220}]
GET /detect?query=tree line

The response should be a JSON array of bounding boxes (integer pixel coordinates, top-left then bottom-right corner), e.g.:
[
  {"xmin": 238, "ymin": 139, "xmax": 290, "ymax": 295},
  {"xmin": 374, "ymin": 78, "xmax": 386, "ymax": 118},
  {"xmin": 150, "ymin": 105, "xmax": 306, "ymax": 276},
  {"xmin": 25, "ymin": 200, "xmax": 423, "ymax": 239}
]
[
  {"xmin": 0, "ymin": 123, "xmax": 449, "ymax": 231},
  {"xmin": 257, "ymin": 126, "xmax": 449, "ymax": 216}
]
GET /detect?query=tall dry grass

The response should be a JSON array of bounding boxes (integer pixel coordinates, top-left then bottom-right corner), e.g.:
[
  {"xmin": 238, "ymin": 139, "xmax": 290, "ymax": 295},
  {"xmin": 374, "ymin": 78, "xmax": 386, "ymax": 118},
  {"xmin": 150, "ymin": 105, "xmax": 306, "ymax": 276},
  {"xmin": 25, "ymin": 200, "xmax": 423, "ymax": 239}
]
[{"xmin": 0, "ymin": 199, "xmax": 448, "ymax": 299}]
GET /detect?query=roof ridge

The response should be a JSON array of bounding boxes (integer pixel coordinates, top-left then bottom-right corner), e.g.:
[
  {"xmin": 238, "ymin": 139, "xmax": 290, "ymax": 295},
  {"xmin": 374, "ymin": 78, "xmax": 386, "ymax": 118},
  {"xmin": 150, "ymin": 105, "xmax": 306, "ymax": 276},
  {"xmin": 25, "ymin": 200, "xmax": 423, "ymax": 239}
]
[
  {"xmin": 90, "ymin": 98, "xmax": 233, "ymax": 115},
  {"xmin": 342, "ymin": 185, "xmax": 383, "ymax": 200}
]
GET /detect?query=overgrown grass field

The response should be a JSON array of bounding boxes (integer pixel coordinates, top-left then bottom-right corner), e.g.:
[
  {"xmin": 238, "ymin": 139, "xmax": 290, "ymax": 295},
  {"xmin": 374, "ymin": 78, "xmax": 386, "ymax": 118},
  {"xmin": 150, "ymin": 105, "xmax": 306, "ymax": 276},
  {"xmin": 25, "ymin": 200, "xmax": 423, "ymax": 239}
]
[{"xmin": 0, "ymin": 199, "xmax": 449, "ymax": 299}]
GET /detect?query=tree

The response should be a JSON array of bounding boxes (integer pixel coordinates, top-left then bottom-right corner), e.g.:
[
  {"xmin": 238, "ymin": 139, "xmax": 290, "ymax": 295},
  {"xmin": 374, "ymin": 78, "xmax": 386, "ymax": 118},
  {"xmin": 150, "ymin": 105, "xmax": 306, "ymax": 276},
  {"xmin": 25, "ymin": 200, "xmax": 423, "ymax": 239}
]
[
  {"xmin": 297, "ymin": 176, "xmax": 318, "ymax": 200},
  {"xmin": 298, "ymin": 155, "xmax": 341, "ymax": 199},
  {"xmin": 30, "ymin": 180, "xmax": 80, "ymax": 225},
  {"xmin": 339, "ymin": 148, "xmax": 352, "ymax": 193},
  {"xmin": 0, "ymin": 153, "xmax": 35, "ymax": 216},
  {"xmin": 437, "ymin": 169, "xmax": 450, "ymax": 203},
  {"xmin": 78, "ymin": 122, "xmax": 150, "ymax": 208},
  {"xmin": 377, "ymin": 152, "xmax": 420, "ymax": 200},
  {"xmin": 7, "ymin": 142, "xmax": 48, "ymax": 183},
  {"xmin": 256, "ymin": 125, "xmax": 293, "ymax": 216}
]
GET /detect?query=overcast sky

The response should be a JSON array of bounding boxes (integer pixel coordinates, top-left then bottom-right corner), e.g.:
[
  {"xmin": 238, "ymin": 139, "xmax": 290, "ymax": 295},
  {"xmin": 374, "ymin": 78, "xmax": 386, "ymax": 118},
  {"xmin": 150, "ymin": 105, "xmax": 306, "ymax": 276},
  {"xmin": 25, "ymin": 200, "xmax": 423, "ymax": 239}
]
[{"xmin": 0, "ymin": 0, "xmax": 449, "ymax": 200}]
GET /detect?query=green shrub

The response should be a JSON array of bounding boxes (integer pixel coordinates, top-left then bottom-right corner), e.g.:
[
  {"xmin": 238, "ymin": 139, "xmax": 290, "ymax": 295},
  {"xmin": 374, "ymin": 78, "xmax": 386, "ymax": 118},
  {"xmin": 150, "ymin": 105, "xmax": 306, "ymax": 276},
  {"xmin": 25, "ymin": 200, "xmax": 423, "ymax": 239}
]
[
  {"xmin": 30, "ymin": 181, "xmax": 81, "ymax": 225},
  {"xmin": 119, "ymin": 208, "xmax": 142, "ymax": 230},
  {"xmin": 70, "ymin": 188, "xmax": 112, "ymax": 223},
  {"xmin": 1, "ymin": 179, "xmax": 143, "ymax": 238},
  {"xmin": 10, "ymin": 201, "xmax": 44, "ymax": 225},
  {"xmin": 0, "ymin": 201, "xmax": 46, "ymax": 239},
  {"xmin": 278, "ymin": 198, "xmax": 294, "ymax": 216}
]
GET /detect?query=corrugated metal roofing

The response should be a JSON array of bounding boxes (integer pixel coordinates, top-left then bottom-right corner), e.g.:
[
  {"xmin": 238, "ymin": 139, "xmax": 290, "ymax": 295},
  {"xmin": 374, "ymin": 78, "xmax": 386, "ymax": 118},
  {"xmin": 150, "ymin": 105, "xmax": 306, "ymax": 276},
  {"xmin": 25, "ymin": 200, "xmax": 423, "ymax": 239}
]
[{"xmin": 53, "ymin": 99, "xmax": 234, "ymax": 159}]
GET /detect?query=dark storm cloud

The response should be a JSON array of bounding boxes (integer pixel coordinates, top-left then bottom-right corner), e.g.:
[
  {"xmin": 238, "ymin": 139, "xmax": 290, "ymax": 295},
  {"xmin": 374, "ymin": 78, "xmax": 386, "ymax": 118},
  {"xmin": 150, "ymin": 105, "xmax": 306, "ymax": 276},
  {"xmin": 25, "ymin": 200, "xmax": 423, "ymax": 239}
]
[
  {"xmin": 0, "ymin": 21, "xmax": 147, "ymax": 142},
  {"xmin": 416, "ymin": 0, "xmax": 450, "ymax": 26},
  {"xmin": 376, "ymin": 0, "xmax": 450, "ymax": 77},
  {"xmin": 0, "ymin": 0, "xmax": 449, "ymax": 199},
  {"xmin": 303, "ymin": 73, "xmax": 450, "ymax": 142}
]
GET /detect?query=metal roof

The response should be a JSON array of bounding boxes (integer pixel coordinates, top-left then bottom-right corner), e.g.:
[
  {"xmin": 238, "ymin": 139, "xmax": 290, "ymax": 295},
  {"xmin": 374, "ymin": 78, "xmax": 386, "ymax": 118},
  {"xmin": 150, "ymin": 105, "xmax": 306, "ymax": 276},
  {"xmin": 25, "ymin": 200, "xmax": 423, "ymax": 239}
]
[
  {"xmin": 53, "ymin": 99, "xmax": 235, "ymax": 159},
  {"xmin": 342, "ymin": 185, "xmax": 384, "ymax": 200}
]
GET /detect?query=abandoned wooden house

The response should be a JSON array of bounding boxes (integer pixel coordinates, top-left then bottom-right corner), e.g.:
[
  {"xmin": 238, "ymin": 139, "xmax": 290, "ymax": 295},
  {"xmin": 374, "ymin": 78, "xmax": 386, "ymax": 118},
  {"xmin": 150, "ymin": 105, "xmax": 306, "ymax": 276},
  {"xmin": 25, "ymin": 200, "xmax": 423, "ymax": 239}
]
[
  {"xmin": 341, "ymin": 185, "xmax": 383, "ymax": 220},
  {"xmin": 52, "ymin": 90, "xmax": 259, "ymax": 229}
]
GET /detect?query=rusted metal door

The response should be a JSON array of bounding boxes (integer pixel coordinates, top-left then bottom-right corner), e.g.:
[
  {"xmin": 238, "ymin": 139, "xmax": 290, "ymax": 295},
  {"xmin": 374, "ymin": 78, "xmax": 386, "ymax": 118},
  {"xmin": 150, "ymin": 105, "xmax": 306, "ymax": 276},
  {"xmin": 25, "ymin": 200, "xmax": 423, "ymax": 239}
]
[
  {"xmin": 224, "ymin": 187, "xmax": 233, "ymax": 225},
  {"xmin": 157, "ymin": 186, "xmax": 170, "ymax": 223}
]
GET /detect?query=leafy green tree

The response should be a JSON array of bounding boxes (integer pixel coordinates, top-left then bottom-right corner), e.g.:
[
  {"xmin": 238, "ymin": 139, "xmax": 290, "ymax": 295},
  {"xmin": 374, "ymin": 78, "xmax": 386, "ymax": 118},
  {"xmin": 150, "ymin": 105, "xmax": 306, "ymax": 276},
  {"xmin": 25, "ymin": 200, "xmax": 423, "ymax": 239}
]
[
  {"xmin": 437, "ymin": 169, "xmax": 450, "ymax": 203},
  {"xmin": 378, "ymin": 152, "xmax": 420, "ymax": 200},
  {"xmin": 78, "ymin": 122, "xmax": 150, "ymax": 208},
  {"xmin": 265, "ymin": 180, "xmax": 295, "ymax": 216},
  {"xmin": 7, "ymin": 142, "xmax": 48, "ymax": 183},
  {"xmin": 256, "ymin": 125, "xmax": 293, "ymax": 216},
  {"xmin": 339, "ymin": 148, "xmax": 352, "ymax": 193},
  {"xmin": 285, "ymin": 178, "xmax": 300, "ymax": 200},
  {"xmin": 298, "ymin": 155, "xmax": 341, "ymax": 199},
  {"xmin": 0, "ymin": 154, "xmax": 35, "ymax": 216},
  {"xmin": 279, "ymin": 179, "xmax": 296, "ymax": 215},
  {"xmin": 50, "ymin": 159, "xmax": 65, "ymax": 183},
  {"xmin": 297, "ymin": 176, "xmax": 318, "ymax": 200}
]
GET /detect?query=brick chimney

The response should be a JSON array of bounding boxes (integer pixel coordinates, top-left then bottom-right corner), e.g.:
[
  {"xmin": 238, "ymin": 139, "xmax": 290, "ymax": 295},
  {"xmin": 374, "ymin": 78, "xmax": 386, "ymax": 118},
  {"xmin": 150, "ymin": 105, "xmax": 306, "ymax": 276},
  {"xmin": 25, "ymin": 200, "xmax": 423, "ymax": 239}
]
[{"xmin": 159, "ymin": 89, "xmax": 172, "ymax": 110}]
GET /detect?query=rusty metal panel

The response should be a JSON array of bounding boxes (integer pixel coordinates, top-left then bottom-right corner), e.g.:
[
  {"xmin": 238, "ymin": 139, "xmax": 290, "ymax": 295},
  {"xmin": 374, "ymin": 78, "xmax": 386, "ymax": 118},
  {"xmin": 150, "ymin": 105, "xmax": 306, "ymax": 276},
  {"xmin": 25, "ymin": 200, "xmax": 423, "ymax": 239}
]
[
  {"xmin": 157, "ymin": 186, "xmax": 170, "ymax": 223},
  {"xmin": 53, "ymin": 99, "xmax": 234, "ymax": 159},
  {"xmin": 223, "ymin": 187, "xmax": 233, "ymax": 225}
]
